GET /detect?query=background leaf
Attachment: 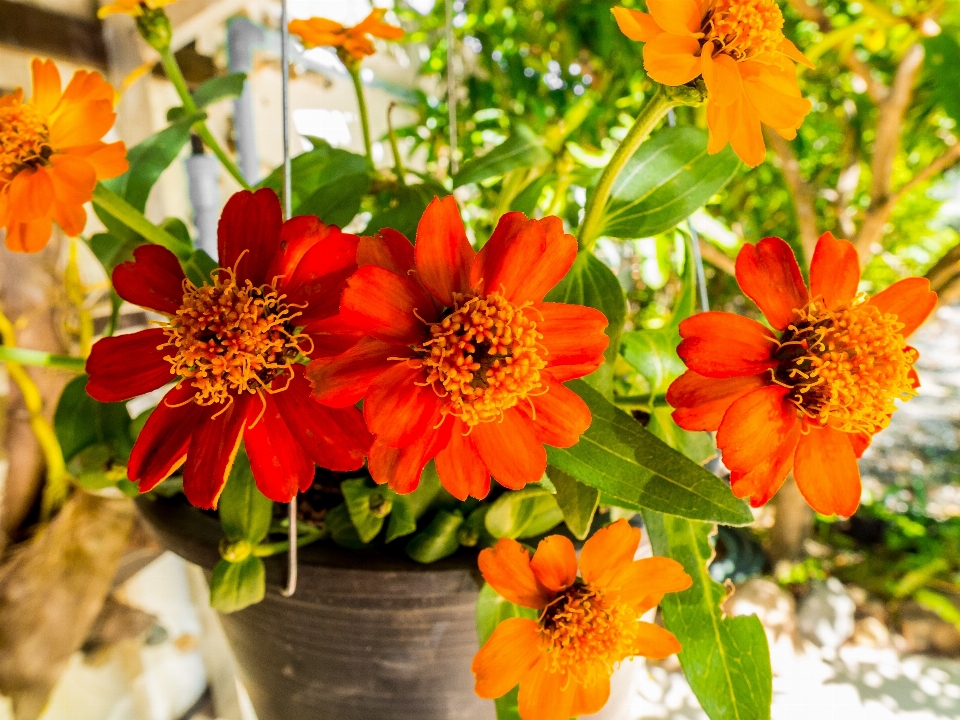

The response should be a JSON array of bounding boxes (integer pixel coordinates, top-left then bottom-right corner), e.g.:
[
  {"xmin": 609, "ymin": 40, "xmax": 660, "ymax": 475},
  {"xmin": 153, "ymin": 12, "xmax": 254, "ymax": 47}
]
[
  {"xmin": 365, "ymin": 181, "xmax": 447, "ymax": 239},
  {"xmin": 406, "ymin": 510, "xmax": 464, "ymax": 563},
  {"xmin": 54, "ymin": 375, "xmax": 131, "ymax": 463},
  {"xmin": 453, "ymin": 124, "xmax": 552, "ymax": 187},
  {"xmin": 924, "ymin": 34, "xmax": 960, "ymax": 127},
  {"xmin": 218, "ymin": 452, "xmax": 273, "ymax": 545},
  {"xmin": 341, "ymin": 478, "xmax": 385, "ymax": 543},
  {"xmin": 485, "ymin": 487, "xmax": 564, "ymax": 540},
  {"xmin": 209, "ymin": 556, "xmax": 266, "ymax": 613},
  {"xmin": 547, "ymin": 466, "xmax": 599, "ymax": 540},
  {"xmin": 297, "ymin": 172, "xmax": 371, "ymax": 228}
]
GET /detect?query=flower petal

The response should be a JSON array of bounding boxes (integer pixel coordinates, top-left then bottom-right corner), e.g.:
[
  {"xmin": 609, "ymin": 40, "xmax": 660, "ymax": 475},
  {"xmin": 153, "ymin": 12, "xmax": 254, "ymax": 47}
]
[
  {"xmin": 780, "ymin": 37, "xmax": 815, "ymax": 69},
  {"xmin": 278, "ymin": 224, "xmax": 360, "ymax": 324},
  {"xmin": 31, "ymin": 58, "xmax": 62, "ymax": 117},
  {"xmin": 706, "ymin": 95, "xmax": 738, "ymax": 156},
  {"xmin": 86, "ymin": 328, "xmax": 172, "ymax": 402},
  {"xmin": 809, "ymin": 231, "xmax": 860, "ymax": 309},
  {"xmin": 112, "ymin": 244, "xmax": 186, "ymax": 315},
  {"xmin": 793, "ymin": 425, "xmax": 861, "ymax": 517},
  {"xmin": 414, "ymin": 196, "xmax": 474, "ymax": 306},
  {"xmin": 478, "ymin": 538, "xmax": 553, "ymax": 610},
  {"xmin": 729, "ymin": 419, "xmax": 801, "ymax": 508},
  {"xmin": 303, "ymin": 315, "xmax": 366, "ymax": 359},
  {"xmin": 472, "ymin": 408, "xmax": 547, "ymax": 490},
  {"xmin": 580, "ymin": 518, "xmax": 641, "ymax": 588},
  {"xmin": 340, "ymin": 265, "xmax": 436, "ymax": 343},
  {"xmin": 536, "ymin": 302, "xmax": 610, "ymax": 371},
  {"xmin": 647, "ymin": 0, "xmax": 703, "ymax": 35},
  {"xmin": 367, "ymin": 412, "xmax": 452, "ymax": 494},
  {"xmin": 518, "ymin": 655, "xmax": 575, "ymax": 720},
  {"xmin": 434, "ymin": 420, "xmax": 491, "ymax": 500},
  {"xmin": 612, "ymin": 7, "xmax": 662, "ymax": 42},
  {"xmin": 472, "ymin": 617, "xmax": 542, "ymax": 700},
  {"xmin": 868, "ymin": 277, "xmax": 937, "ymax": 339},
  {"xmin": 4, "ymin": 217, "xmax": 54, "ymax": 253},
  {"xmin": 357, "ymin": 227, "xmax": 416, "ymax": 275},
  {"xmin": 701, "ymin": 50, "xmax": 741, "ymax": 108},
  {"xmin": 182, "ymin": 392, "xmax": 254, "ymax": 509},
  {"xmin": 307, "ymin": 336, "xmax": 405, "ymax": 407},
  {"xmin": 716, "ymin": 385, "xmax": 798, "ymax": 472},
  {"xmin": 677, "ymin": 312, "xmax": 777, "ymax": 378},
  {"xmin": 530, "ymin": 535, "xmax": 578, "ymax": 593},
  {"xmin": 364, "ymin": 362, "xmax": 441, "ymax": 447},
  {"xmin": 523, "ymin": 372, "xmax": 591, "ymax": 448},
  {"xmin": 728, "ymin": 92, "xmax": 766, "ymax": 167},
  {"xmin": 217, "ymin": 189, "xmax": 283, "ymax": 286},
  {"xmin": 607, "ymin": 557, "xmax": 692, "ymax": 612},
  {"xmin": 633, "ymin": 622, "xmax": 682, "ymax": 659},
  {"xmin": 8, "ymin": 167, "xmax": 53, "ymax": 222},
  {"xmin": 735, "ymin": 236, "xmax": 808, "ymax": 330},
  {"xmin": 244, "ymin": 393, "xmax": 314, "ymax": 502},
  {"xmin": 571, "ymin": 674, "xmax": 611, "ymax": 718},
  {"xmin": 644, "ymin": 33, "xmax": 703, "ymax": 86},
  {"xmin": 668, "ymin": 370, "xmax": 767, "ymax": 432}
]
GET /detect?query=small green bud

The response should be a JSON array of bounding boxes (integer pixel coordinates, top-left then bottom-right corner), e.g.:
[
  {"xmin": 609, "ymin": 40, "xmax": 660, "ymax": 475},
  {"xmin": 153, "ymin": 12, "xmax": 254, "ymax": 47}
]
[
  {"xmin": 368, "ymin": 492, "xmax": 393, "ymax": 518},
  {"xmin": 219, "ymin": 538, "xmax": 253, "ymax": 562},
  {"xmin": 457, "ymin": 525, "xmax": 479, "ymax": 547},
  {"xmin": 136, "ymin": 7, "xmax": 173, "ymax": 52}
]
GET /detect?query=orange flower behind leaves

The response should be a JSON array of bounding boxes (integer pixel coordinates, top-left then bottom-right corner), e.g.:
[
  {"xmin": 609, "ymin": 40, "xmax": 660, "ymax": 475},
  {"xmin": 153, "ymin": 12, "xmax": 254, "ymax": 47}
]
[
  {"xmin": 289, "ymin": 9, "xmax": 404, "ymax": 65},
  {"xmin": 613, "ymin": 0, "xmax": 814, "ymax": 167},
  {"xmin": 668, "ymin": 232, "xmax": 937, "ymax": 517},
  {"xmin": 97, "ymin": 0, "xmax": 177, "ymax": 17},
  {"xmin": 308, "ymin": 196, "xmax": 610, "ymax": 500},
  {"xmin": 0, "ymin": 59, "xmax": 127, "ymax": 252},
  {"xmin": 472, "ymin": 520, "xmax": 691, "ymax": 720}
]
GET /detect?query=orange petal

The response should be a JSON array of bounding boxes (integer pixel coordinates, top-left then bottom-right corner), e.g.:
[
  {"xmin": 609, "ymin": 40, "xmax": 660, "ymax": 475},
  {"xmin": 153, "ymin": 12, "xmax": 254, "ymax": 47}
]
[
  {"xmin": 363, "ymin": 362, "xmax": 441, "ymax": 447},
  {"xmin": 729, "ymin": 93, "xmax": 766, "ymax": 167},
  {"xmin": 367, "ymin": 414, "xmax": 452, "ymax": 494},
  {"xmin": 31, "ymin": 58, "xmax": 62, "ymax": 117},
  {"xmin": 478, "ymin": 539, "xmax": 553, "ymax": 610},
  {"xmin": 793, "ymin": 425, "xmax": 861, "ymax": 517},
  {"xmin": 571, "ymin": 674, "xmax": 611, "ymax": 718},
  {"xmin": 518, "ymin": 655, "xmax": 575, "ymax": 720},
  {"xmin": 643, "ymin": 33, "xmax": 703, "ymax": 86},
  {"xmin": 849, "ymin": 431, "xmax": 872, "ymax": 459},
  {"xmin": 471, "ymin": 213, "xmax": 545, "ymax": 299},
  {"xmin": 5, "ymin": 217, "xmax": 53, "ymax": 253},
  {"xmin": 716, "ymin": 386, "xmax": 799, "ymax": 472},
  {"xmin": 729, "ymin": 419, "xmax": 801, "ymax": 507},
  {"xmin": 306, "ymin": 336, "xmax": 404, "ymax": 408},
  {"xmin": 340, "ymin": 265, "xmax": 435, "ymax": 344},
  {"xmin": 668, "ymin": 370, "xmax": 767, "ymax": 432},
  {"xmin": 472, "ymin": 617, "xmax": 542, "ymax": 700},
  {"xmin": 64, "ymin": 141, "xmax": 128, "ymax": 180},
  {"xmin": 524, "ymin": 372, "xmax": 592, "ymax": 448},
  {"xmin": 7, "ymin": 167, "xmax": 54, "ymax": 222},
  {"xmin": 809, "ymin": 231, "xmax": 860, "ymax": 309},
  {"xmin": 706, "ymin": 93, "xmax": 739, "ymax": 155},
  {"xmin": 537, "ymin": 302, "xmax": 610, "ymax": 371},
  {"xmin": 580, "ymin": 519, "xmax": 641, "ymax": 588},
  {"xmin": 868, "ymin": 277, "xmax": 938, "ymax": 338},
  {"xmin": 472, "ymin": 408, "xmax": 547, "ymax": 490},
  {"xmin": 357, "ymin": 227, "xmax": 415, "ymax": 275},
  {"xmin": 530, "ymin": 535, "xmax": 578, "ymax": 593},
  {"xmin": 607, "ymin": 556, "xmax": 692, "ymax": 612},
  {"xmin": 633, "ymin": 622, "xmax": 682, "ymax": 659},
  {"xmin": 414, "ymin": 196, "xmax": 475, "ymax": 306},
  {"xmin": 677, "ymin": 312, "xmax": 777, "ymax": 378},
  {"xmin": 434, "ymin": 419, "xmax": 491, "ymax": 500},
  {"xmin": 647, "ymin": 0, "xmax": 703, "ymax": 35},
  {"xmin": 701, "ymin": 50, "xmax": 741, "ymax": 108},
  {"xmin": 780, "ymin": 37, "xmax": 815, "ymax": 69},
  {"xmin": 612, "ymin": 7, "xmax": 663, "ymax": 42},
  {"xmin": 735, "ymin": 236, "xmax": 808, "ymax": 330}
]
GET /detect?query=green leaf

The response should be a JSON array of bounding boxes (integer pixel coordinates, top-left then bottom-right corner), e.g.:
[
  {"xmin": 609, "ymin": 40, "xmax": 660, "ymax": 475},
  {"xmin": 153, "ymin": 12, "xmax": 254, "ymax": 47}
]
[
  {"xmin": 218, "ymin": 452, "xmax": 273, "ymax": 544},
  {"xmin": 406, "ymin": 510, "xmax": 464, "ymax": 563},
  {"xmin": 182, "ymin": 249, "xmax": 218, "ymax": 287},
  {"xmin": 365, "ymin": 182, "xmax": 446, "ymax": 240},
  {"xmin": 209, "ymin": 556, "xmax": 265, "ymax": 613},
  {"xmin": 643, "ymin": 511, "xmax": 772, "ymax": 720},
  {"xmin": 925, "ymin": 35, "xmax": 960, "ymax": 126},
  {"xmin": 485, "ymin": 487, "xmax": 563, "ymax": 540},
  {"xmin": 341, "ymin": 478, "xmax": 385, "ymax": 544},
  {"xmin": 601, "ymin": 127, "xmax": 740, "ymax": 239},
  {"xmin": 453, "ymin": 124, "xmax": 552, "ymax": 187},
  {"xmin": 511, "ymin": 174, "xmax": 555, "ymax": 215},
  {"xmin": 914, "ymin": 588, "xmax": 960, "ymax": 631},
  {"xmin": 385, "ymin": 495, "xmax": 418, "ymax": 543},
  {"xmin": 476, "ymin": 583, "xmax": 537, "ymax": 720},
  {"xmin": 54, "ymin": 375, "xmax": 131, "ymax": 463},
  {"xmin": 621, "ymin": 327, "xmax": 686, "ymax": 397},
  {"xmin": 547, "ymin": 380, "xmax": 752, "ymax": 525},
  {"xmin": 193, "ymin": 72, "xmax": 247, "ymax": 109},
  {"xmin": 547, "ymin": 466, "xmax": 600, "ymax": 540},
  {"xmin": 647, "ymin": 407, "xmax": 716, "ymax": 466},
  {"xmin": 327, "ymin": 503, "xmax": 367, "ymax": 549},
  {"xmin": 297, "ymin": 171, "xmax": 371, "ymax": 228}
]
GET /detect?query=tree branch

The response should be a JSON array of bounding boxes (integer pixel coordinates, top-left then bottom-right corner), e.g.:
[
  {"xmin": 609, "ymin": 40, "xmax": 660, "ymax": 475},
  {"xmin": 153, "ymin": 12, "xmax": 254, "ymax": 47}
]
[
  {"xmin": 926, "ymin": 241, "xmax": 960, "ymax": 295},
  {"xmin": 698, "ymin": 239, "xmax": 737, "ymax": 277},
  {"xmin": 765, "ymin": 128, "xmax": 820, "ymax": 263}
]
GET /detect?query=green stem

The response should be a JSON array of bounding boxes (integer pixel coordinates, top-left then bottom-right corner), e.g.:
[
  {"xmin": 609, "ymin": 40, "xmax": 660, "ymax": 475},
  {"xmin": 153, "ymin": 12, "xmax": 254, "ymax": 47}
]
[
  {"xmin": 578, "ymin": 84, "xmax": 706, "ymax": 251},
  {"xmin": 0, "ymin": 347, "xmax": 86, "ymax": 372},
  {"xmin": 92, "ymin": 184, "xmax": 189, "ymax": 258},
  {"xmin": 348, "ymin": 65, "xmax": 374, "ymax": 164},
  {"xmin": 387, "ymin": 102, "xmax": 406, "ymax": 184},
  {"xmin": 159, "ymin": 49, "xmax": 251, "ymax": 189},
  {"xmin": 254, "ymin": 526, "xmax": 324, "ymax": 557}
]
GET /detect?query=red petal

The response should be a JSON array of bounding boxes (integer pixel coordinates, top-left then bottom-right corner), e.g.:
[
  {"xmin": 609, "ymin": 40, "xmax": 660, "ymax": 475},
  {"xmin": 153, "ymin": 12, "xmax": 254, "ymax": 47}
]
[
  {"xmin": 434, "ymin": 419, "xmax": 491, "ymax": 500},
  {"xmin": 794, "ymin": 425, "xmax": 861, "ymax": 517},
  {"xmin": 849, "ymin": 431, "xmax": 871, "ymax": 459},
  {"xmin": 472, "ymin": 409, "xmax": 546, "ymax": 490},
  {"xmin": 357, "ymin": 228, "xmax": 416, "ymax": 275},
  {"xmin": 303, "ymin": 315, "xmax": 366, "ymax": 358},
  {"xmin": 278, "ymin": 225, "xmax": 359, "ymax": 325},
  {"xmin": 868, "ymin": 277, "xmax": 937, "ymax": 338},
  {"xmin": 273, "ymin": 365, "xmax": 371, "ymax": 472},
  {"xmin": 111, "ymin": 244, "xmax": 185, "ymax": 315},
  {"xmin": 341, "ymin": 265, "xmax": 436, "ymax": 343},
  {"xmin": 716, "ymin": 385, "xmax": 799, "ymax": 472},
  {"xmin": 368, "ymin": 412, "xmax": 453, "ymax": 494},
  {"xmin": 809, "ymin": 232, "xmax": 860, "ymax": 309},
  {"xmin": 364, "ymin": 362, "xmax": 441, "ymax": 447},
  {"xmin": 307, "ymin": 336, "xmax": 405, "ymax": 407},
  {"xmin": 182, "ymin": 393, "xmax": 254, "ymax": 509},
  {"xmin": 217, "ymin": 189, "xmax": 283, "ymax": 286},
  {"xmin": 414, "ymin": 196, "xmax": 474, "ymax": 306},
  {"xmin": 735, "ymin": 237, "xmax": 808, "ymax": 330},
  {"xmin": 265, "ymin": 215, "xmax": 332, "ymax": 288},
  {"xmin": 536, "ymin": 302, "xmax": 610, "ymax": 370},
  {"xmin": 86, "ymin": 328, "xmax": 172, "ymax": 402},
  {"xmin": 522, "ymin": 372, "xmax": 591, "ymax": 448},
  {"xmin": 244, "ymin": 393, "xmax": 314, "ymax": 502},
  {"xmin": 546, "ymin": 359, "xmax": 606, "ymax": 382},
  {"xmin": 668, "ymin": 370, "xmax": 767, "ymax": 432},
  {"xmin": 677, "ymin": 312, "xmax": 777, "ymax": 378},
  {"xmin": 127, "ymin": 384, "xmax": 208, "ymax": 492},
  {"xmin": 729, "ymin": 420, "xmax": 800, "ymax": 507}
]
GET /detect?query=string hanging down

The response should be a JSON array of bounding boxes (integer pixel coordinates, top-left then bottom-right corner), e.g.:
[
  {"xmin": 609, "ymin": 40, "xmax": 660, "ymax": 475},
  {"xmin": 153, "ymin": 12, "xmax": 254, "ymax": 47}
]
[{"xmin": 445, "ymin": 0, "xmax": 458, "ymax": 176}]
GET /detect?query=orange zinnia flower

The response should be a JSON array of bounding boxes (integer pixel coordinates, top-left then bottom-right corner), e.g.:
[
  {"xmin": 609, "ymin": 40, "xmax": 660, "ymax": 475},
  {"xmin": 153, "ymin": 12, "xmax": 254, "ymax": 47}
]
[
  {"xmin": 668, "ymin": 232, "xmax": 937, "ymax": 516},
  {"xmin": 97, "ymin": 0, "xmax": 177, "ymax": 18},
  {"xmin": 289, "ymin": 9, "xmax": 404, "ymax": 64},
  {"xmin": 613, "ymin": 0, "xmax": 814, "ymax": 167},
  {"xmin": 308, "ymin": 196, "xmax": 610, "ymax": 499},
  {"xmin": 472, "ymin": 520, "xmax": 692, "ymax": 720},
  {"xmin": 0, "ymin": 59, "xmax": 127, "ymax": 253}
]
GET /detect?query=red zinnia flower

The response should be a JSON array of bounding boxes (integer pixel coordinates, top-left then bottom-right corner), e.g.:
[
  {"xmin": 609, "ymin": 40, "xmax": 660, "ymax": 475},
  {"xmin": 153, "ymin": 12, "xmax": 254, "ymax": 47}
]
[
  {"xmin": 668, "ymin": 232, "xmax": 937, "ymax": 516},
  {"xmin": 86, "ymin": 189, "xmax": 371, "ymax": 508},
  {"xmin": 308, "ymin": 197, "xmax": 609, "ymax": 499}
]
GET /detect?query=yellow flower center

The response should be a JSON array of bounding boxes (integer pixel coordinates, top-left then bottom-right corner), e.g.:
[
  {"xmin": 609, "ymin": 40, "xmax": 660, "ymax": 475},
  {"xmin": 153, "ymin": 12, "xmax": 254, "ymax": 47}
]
[
  {"xmin": 772, "ymin": 297, "xmax": 918, "ymax": 434},
  {"xmin": 418, "ymin": 291, "xmax": 546, "ymax": 427},
  {"xmin": 161, "ymin": 269, "xmax": 308, "ymax": 406},
  {"xmin": 703, "ymin": 0, "xmax": 785, "ymax": 62},
  {"xmin": 538, "ymin": 583, "xmax": 637, "ymax": 683},
  {"xmin": 0, "ymin": 102, "xmax": 51, "ymax": 178}
]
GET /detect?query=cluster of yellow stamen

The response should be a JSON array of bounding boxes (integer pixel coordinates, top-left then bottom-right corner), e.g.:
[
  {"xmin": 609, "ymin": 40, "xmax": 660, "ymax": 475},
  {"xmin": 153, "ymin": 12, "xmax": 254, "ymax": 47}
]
[
  {"xmin": 0, "ymin": 102, "xmax": 51, "ymax": 178},
  {"xmin": 161, "ymin": 269, "xmax": 307, "ymax": 406},
  {"xmin": 537, "ymin": 583, "xmax": 636, "ymax": 683},
  {"xmin": 418, "ymin": 291, "xmax": 546, "ymax": 427},
  {"xmin": 772, "ymin": 297, "xmax": 918, "ymax": 434},
  {"xmin": 703, "ymin": 0, "xmax": 784, "ymax": 62}
]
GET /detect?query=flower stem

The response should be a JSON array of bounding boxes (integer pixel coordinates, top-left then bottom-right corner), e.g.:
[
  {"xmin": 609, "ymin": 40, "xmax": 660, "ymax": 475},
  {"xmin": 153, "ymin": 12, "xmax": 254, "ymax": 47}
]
[
  {"xmin": 387, "ymin": 102, "xmax": 406, "ymax": 184},
  {"xmin": 0, "ymin": 346, "xmax": 86, "ymax": 372},
  {"xmin": 348, "ymin": 65, "xmax": 374, "ymax": 164},
  {"xmin": 158, "ymin": 48, "xmax": 251, "ymax": 189},
  {"xmin": 578, "ymin": 83, "xmax": 706, "ymax": 251},
  {"xmin": 92, "ymin": 183, "xmax": 190, "ymax": 258}
]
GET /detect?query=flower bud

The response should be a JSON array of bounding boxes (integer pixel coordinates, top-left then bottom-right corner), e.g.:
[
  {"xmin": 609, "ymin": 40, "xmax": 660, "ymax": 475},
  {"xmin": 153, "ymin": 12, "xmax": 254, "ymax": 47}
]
[
  {"xmin": 219, "ymin": 538, "xmax": 253, "ymax": 562},
  {"xmin": 136, "ymin": 7, "xmax": 173, "ymax": 52},
  {"xmin": 368, "ymin": 492, "xmax": 392, "ymax": 518}
]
